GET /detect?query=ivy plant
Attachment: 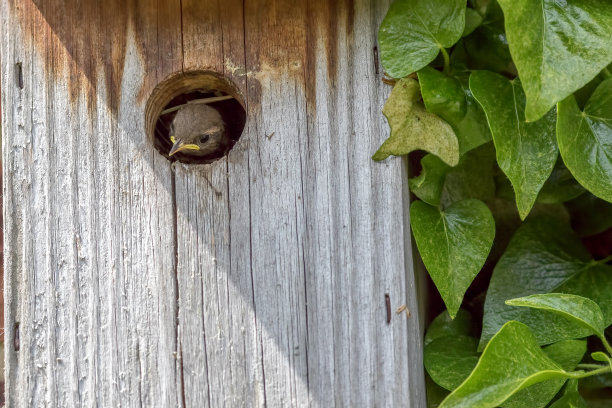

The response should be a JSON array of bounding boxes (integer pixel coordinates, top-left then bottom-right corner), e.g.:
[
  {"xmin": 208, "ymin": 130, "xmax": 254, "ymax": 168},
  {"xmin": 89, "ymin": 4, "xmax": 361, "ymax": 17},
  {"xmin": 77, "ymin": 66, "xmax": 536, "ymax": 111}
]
[{"xmin": 375, "ymin": 0, "xmax": 612, "ymax": 406}]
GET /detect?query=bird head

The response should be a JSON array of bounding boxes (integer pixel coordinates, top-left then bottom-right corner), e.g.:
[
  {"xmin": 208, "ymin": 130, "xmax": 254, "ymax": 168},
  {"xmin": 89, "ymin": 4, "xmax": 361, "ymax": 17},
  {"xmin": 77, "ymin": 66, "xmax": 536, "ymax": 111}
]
[{"xmin": 168, "ymin": 104, "xmax": 227, "ymax": 157}]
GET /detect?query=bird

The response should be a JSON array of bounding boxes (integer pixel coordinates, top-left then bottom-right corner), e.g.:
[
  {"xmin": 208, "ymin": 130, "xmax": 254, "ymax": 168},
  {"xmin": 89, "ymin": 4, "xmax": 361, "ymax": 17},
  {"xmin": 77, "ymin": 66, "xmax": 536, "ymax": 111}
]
[{"xmin": 168, "ymin": 103, "xmax": 228, "ymax": 158}]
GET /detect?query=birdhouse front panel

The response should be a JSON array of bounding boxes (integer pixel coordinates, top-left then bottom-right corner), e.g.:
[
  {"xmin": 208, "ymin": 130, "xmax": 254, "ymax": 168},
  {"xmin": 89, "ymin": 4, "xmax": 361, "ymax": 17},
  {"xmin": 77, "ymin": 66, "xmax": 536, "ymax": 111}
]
[{"xmin": 0, "ymin": 0, "xmax": 425, "ymax": 407}]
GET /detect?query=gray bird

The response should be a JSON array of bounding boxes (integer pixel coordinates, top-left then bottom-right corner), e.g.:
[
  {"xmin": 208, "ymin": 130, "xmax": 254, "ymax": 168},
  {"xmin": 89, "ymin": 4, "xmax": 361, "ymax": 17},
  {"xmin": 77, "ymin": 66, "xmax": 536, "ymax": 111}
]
[{"xmin": 168, "ymin": 103, "xmax": 228, "ymax": 157}]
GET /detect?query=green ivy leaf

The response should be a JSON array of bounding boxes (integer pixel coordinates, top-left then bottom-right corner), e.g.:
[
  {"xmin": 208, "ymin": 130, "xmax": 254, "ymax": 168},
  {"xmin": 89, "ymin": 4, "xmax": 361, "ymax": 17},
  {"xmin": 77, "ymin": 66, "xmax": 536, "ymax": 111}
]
[
  {"xmin": 591, "ymin": 352, "xmax": 612, "ymax": 372},
  {"xmin": 543, "ymin": 339, "xmax": 587, "ymax": 372},
  {"xmin": 410, "ymin": 155, "xmax": 451, "ymax": 206},
  {"xmin": 470, "ymin": 0, "xmax": 504, "ymax": 21},
  {"xmin": 497, "ymin": 0, "xmax": 612, "ymax": 122},
  {"xmin": 439, "ymin": 321, "xmax": 571, "ymax": 408},
  {"xmin": 373, "ymin": 78, "xmax": 460, "ymax": 165},
  {"xmin": 379, "ymin": 0, "xmax": 466, "ymax": 78},
  {"xmin": 426, "ymin": 373, "xmax": 450, "ymax": 408},
  {"xmin": 425, "ymin": 328, "xmax": 585, "ymax": 407},
  {"xmin": 591, "ymin": 352, "xmax": 609, "ymax": 362},
  {"xmin": 480, "ymin": 216, "xmax": 612, "ymax": 349},
  {"xmin": 411, "ymin": 199, "xmax": 495, "ymax": 318},
  {"xmin": 548, "ymin": 380, "xmax": 588, "ymax": 408},
  {"xmin": 497, "ymin": 161, "xmax": 585, "ymax": 204},
  {"xmin": 470, "ymin": 71, "xmax": 557, "ymax": 219},
  {"xmin": 462, "ymin": 25, "xmax": 515, "ymax": 76},
  {"xmin": 419, "ymin": 67, "xmax": 467, "ymax": 123},
  {"xmin": 506, "ymin": 293, "xmax": 606, "ymax": 339},
  {"xmin": 557, "ymin": 78, "xmax": 612, "ymax": 203},
  {"xmin": 426, "ymin": 335, "xmax": 586, "ymax": 407},
  {"xmin": 463, "ymin": 8, "xmax": 482, "ymax": 37},
  {"xmin": 425, "ymin": 335, "xmax": 480, "ymax": 390},
  {"xmin": 486, "ymin": 198, "xmax": 569, "ymax": 263},
  {"xmin": 410, "ymin": 144, "xmax": 496, "ymax": 207},
  {"xmin": 418, "ymin": 67, "xmax": 492, "ymax": 155},
  {"xmin": 502, "ymin": 339, "xmax": 586, "ymax": 408},
  {"xmin": 425, "ymin": 309, "xmax": 474, "ymax": 347},
  {"xmin": 556, "ymin": 264, "xmax": 612, "ymax": 331},
  {"xmin": 449, "ymin": 40, "xmax": 470, "ymax": 73},
  {"xmin": 439, "ymin": 144, "xmax": 496, "ymax": 208},
  {"xmin": 425, "ymin": 336, "xmax": 586, "ymax": 406},
  {"xmin": 536, "ymin": 161, "xmax": 585, "ymax": 204},
  {"xmin": 461, "ymin": 1, "xmax": 516, "ymax": 76}
]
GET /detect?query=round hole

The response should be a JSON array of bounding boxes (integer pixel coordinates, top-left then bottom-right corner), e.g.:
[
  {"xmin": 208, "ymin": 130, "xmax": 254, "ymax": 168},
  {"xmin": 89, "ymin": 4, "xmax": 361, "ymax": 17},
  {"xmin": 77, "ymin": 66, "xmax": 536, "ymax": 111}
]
[{"xmin": 145, "ymin": 71, "xmax": 247, "ymax": 164}]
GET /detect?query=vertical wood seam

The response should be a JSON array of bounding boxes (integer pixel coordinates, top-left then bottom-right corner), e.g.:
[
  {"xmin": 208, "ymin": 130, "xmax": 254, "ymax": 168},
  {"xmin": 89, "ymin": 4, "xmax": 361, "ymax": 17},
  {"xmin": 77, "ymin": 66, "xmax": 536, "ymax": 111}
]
[
  {"xmin": 240, "ymin": 0, "xmax": 270, "ymax": 405},
  {"xmin": 174, "ymin": 1, "xmax": 186, "ymax": 405},
  {"xmin": 170, "ymin": 167, "xmax": 186, "ymax": 408}
]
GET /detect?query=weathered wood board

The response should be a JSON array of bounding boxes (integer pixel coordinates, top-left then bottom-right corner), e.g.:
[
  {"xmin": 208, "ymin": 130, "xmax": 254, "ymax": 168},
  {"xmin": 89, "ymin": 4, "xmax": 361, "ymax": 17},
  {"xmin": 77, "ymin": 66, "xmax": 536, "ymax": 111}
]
[{"xmin": 1, "ymin": 0, "xmax": 425, "ymax": 406}]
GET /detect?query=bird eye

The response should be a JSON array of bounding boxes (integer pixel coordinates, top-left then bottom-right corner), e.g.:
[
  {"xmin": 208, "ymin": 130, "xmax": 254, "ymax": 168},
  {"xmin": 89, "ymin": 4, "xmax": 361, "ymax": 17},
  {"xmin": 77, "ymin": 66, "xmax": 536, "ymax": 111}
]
[{"xmin": 199, "ymin": 135, "xmax": 210, "ymax": 144}]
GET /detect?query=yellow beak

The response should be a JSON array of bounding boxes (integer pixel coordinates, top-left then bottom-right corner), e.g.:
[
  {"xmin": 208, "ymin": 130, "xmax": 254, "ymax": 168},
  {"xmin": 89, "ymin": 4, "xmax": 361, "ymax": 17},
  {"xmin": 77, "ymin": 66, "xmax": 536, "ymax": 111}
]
[{"xmin": 169, "ymin": 136, "xmax": 200, "ymax": 156}]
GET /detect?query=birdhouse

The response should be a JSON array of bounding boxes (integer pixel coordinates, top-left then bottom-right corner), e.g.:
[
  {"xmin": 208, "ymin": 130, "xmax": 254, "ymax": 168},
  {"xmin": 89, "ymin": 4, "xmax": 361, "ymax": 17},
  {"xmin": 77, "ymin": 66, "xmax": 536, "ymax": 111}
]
[{"xmin": 0, "ymin": 0, "xmax": 424, "ymax": 406}]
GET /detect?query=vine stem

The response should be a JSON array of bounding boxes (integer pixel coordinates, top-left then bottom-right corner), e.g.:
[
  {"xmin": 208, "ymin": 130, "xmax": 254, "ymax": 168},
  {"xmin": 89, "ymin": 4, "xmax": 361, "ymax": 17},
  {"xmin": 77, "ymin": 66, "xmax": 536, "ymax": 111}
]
[
  {"xmin": 569, "ymin": 365, "xmax": 611, "ymax": 379},
  {"xmin": 596, "ymin": 255, "xmax": 612, "ymax": 265},
  {"xmin": 576, "ymin": 364, "xmax": 606, "ymax": 369},
  {"xmin": 440, "ymin": 47, "xmax": 450, "ymax": 74},
  {"xmin": 600, "ymin": 336, "xmax": 612, "ymax": 356}
]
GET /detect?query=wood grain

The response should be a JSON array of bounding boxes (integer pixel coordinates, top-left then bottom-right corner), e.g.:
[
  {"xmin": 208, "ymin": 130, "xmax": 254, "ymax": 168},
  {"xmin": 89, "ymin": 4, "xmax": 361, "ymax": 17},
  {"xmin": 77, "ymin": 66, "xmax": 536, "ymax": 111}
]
[{"xmin": 1, "ymin": 0, "xmax": 425, "ymax": 406}]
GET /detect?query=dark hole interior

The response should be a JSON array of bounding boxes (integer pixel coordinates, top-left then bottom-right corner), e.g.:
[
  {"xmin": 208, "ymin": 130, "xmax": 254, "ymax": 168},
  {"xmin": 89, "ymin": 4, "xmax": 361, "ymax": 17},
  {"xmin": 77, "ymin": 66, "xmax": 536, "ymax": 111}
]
[{"xmin": 154, "ymin": 90, "xmax": 246, "ymax": 164}]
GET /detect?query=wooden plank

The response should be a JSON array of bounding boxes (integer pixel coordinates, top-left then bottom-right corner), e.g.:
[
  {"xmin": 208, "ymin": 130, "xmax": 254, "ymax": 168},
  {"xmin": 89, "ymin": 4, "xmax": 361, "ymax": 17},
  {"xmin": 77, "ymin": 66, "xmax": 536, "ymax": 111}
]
[
  {"xmin": 1, "ymin": 0, "xmax": 425, "ymax": 406},
  {"xmin": 174, "ymin": 0, "xmax": 425, "ymax": 406},
  {"xmin": 174, "ymin": 3, "xmax": 263, "ymax": 407},
  {"xmin": 1, "ymin": 1, "xmax": 183, "ymax": 407}
]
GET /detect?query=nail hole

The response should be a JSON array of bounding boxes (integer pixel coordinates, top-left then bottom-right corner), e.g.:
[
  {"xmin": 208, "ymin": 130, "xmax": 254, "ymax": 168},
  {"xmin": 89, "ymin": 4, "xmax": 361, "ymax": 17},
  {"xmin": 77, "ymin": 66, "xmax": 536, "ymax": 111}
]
[
  {"xmin": 385, "ymin": 293, "xmax": 391, "ymax": 324},
  {"xmin": 373, "ymin": 47, "xmax": 379, "ymax": 75},
  {"xmin": 13, "ymin": 322, "xmax": 20, "ymax": 351},
  {"xmin": 145, "ymin": 71, "xmax": 247, "ymax": 165},
  {"xmin": 15, "ymin": 62, "xmax": 23, "ymax": 89}
]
